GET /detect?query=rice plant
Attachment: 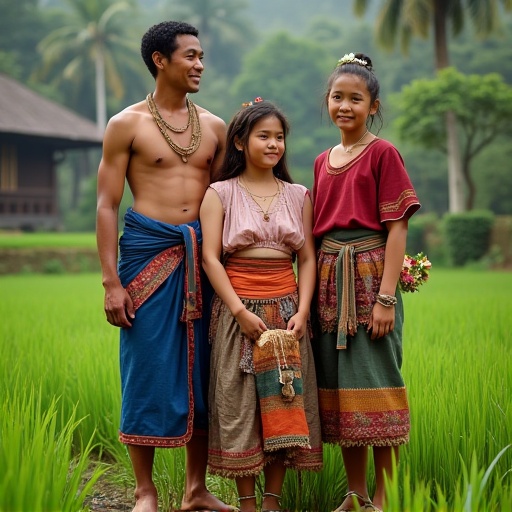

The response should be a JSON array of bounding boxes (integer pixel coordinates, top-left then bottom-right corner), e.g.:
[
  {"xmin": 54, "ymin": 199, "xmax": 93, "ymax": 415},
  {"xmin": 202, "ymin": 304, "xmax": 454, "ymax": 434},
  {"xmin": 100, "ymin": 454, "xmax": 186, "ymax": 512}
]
[
  {"xmin": 0, "ymin": 383, "xmax": 105, "ymax": 511},
  {"xmin": 0, "ymin": 269, "xmax": 511, "ymax": 510}
]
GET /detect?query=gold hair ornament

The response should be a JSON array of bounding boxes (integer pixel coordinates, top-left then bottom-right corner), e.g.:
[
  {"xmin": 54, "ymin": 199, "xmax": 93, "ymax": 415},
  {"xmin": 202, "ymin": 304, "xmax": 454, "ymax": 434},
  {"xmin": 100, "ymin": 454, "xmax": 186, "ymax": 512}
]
[
  {"xmin": 242, "ymin": 96, "xmax": 264, "ymax": 108},
  {"xmin": 337, "ymin": 53, "xmax": 368, "ymax": 68}
]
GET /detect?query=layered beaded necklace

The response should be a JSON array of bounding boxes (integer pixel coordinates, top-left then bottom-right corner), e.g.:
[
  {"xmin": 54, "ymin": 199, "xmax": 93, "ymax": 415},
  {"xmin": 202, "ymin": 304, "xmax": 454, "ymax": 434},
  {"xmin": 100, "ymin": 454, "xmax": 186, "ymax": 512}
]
[
  {"xmin": 146, "ymin": 93, "xmax": 202, "ymax": 163},
  {"xmin": 239, "ymin": 176, "xmax": 280, "ymax": 222}
]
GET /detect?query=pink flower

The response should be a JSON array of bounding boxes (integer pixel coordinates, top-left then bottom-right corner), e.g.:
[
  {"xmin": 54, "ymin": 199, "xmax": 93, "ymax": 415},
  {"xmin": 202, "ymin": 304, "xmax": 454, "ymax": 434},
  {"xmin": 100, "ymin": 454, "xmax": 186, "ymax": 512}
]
[{"xmin": 399, "ymin": 252, "xmax": 431, "ymax": 293}]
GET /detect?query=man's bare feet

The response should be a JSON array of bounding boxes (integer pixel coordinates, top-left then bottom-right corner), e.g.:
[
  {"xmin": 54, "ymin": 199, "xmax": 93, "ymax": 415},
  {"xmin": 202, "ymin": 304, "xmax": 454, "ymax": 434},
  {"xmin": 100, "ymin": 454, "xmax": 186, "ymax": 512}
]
[
  {"xmin": 133, "ymin": 489, "xmax": 158, "ymax": 512},
  {"xmin": 179, "ymin": 488, "xmax": 238, "ymax": 511}
]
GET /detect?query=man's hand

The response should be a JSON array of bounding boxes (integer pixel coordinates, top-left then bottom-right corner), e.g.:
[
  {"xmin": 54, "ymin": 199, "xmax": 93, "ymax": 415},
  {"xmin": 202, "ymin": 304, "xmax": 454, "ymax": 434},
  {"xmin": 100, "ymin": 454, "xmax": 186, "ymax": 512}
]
[{"xmin": 104, "ymin": 284, "xmax": 135, "ymax": 328}]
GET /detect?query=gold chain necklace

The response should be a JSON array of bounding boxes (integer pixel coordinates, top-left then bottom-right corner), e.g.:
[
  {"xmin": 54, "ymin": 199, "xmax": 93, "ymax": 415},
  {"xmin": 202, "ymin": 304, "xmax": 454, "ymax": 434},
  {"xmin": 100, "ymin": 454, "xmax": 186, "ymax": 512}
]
[
  {"xmin": 240, "ymin": 176, "xmax": 280, "ymax": 222},
  {"xmin": 146, "ymin": 93, "xmax": 202, "ymax": 163},
  {"xmin": 342, "ymin": 129, "xmax": 369, "ymax": 153}
]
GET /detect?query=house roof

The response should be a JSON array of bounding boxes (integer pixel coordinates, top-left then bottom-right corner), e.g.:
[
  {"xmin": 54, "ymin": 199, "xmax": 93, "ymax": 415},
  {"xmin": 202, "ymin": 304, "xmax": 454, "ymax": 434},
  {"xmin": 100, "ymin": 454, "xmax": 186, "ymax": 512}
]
[{"xmin": 0, "ymin": 73, "xmax": 103, "ymax": 148}]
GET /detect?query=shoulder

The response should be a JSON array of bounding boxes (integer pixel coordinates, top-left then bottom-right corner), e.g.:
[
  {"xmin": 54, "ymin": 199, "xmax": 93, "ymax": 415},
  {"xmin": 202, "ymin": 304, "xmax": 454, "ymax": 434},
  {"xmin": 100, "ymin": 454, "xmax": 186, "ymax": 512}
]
[
  {"xmin": 104, "ymin": 100, "xmax": 149, "ymax": 136},
  {"xmin": 210, "ymin": 177, "xmax": 236, "ymax": 193},
  {"xmin": 283, "ymin": 181, "xmax": 308, "ymax": 195},
  {"xmin": 195, "ymin": 103, "xmax": 226, "ymax": 130},
  {"xmin": 313, "ymin": 149, "xmax": 331, "ymax": 172},
  {"xmin": 108, "ymin": 100, "xmax": 148, "ymax": 126},
  {"xmin": 101, "ymin": 100, "xmax": 151, "ymax": 154},
  {"xmin": 282, "ymin": 181, "xmax": 309, "ymax": 205},
  {"xmin": 370, "ymin": 138, "xmax": 403, "ymax": 158},
  {"xmin": 314, "ymin": 148, "xmax": 331, "ymax": 163}
]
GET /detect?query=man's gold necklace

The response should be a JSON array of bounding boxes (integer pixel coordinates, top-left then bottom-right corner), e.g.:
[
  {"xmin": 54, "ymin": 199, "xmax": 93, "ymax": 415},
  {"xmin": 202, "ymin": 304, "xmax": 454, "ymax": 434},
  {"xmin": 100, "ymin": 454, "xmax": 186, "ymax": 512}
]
[
  {"xmin": 240, "ymin": 176, "xmax": 280, "ymax": 222},
  {"xmin": 341, "ymin": 129, "xmax": 369, "ymax": 153},
  {"xmin": 146, "ymin": 93, "xmax": 201, "ymax": 163}
]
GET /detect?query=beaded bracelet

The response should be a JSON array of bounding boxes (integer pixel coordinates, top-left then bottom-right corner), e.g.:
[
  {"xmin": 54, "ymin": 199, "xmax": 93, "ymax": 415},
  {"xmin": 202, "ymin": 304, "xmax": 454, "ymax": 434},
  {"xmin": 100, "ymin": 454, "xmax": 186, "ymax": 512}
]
[{"xmin": 376, "ymin": 293, "xmax": 397, "ymax": 307}]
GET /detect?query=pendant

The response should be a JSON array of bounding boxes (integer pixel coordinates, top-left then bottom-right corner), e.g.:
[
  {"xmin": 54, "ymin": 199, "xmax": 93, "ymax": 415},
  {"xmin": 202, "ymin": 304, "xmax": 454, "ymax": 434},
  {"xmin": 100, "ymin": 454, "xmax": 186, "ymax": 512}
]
[
  {"xmin": 263, "ymin": 214, "xmax": 270, "ymax": 222},
  {"xmin": 181, "ymin": 155, "xmax": 188, "ymax": 163},
  {"xmin": 280, "ymin": 369, "xmax": 295, "ymax": 402}
]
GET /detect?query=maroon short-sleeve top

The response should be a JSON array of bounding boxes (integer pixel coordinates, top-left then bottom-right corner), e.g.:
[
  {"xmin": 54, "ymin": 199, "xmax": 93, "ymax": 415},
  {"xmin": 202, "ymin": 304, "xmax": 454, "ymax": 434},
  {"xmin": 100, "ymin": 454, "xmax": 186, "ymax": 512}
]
[{"xmin": 312, "ymin": 138, "xmax": 420, "ymax": 238}]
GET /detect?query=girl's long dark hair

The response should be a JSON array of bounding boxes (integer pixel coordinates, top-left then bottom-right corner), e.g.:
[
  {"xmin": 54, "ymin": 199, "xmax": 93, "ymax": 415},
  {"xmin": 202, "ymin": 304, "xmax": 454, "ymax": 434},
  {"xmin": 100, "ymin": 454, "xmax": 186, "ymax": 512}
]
[{"xmin": 212, "ymin": 101, "xmax": 293, "ymax": 183}]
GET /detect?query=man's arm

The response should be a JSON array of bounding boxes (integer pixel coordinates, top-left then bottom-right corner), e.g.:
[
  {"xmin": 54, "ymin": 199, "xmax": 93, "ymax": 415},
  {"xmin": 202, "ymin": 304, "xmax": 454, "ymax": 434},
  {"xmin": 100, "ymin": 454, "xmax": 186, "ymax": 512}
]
[
  {"xmin": 96, "ymin": 114, "xmax": 135, "ymax": 328},
  {"xmin": 208, "ymin": 114, "xmax": 227, "ymax": 179}
]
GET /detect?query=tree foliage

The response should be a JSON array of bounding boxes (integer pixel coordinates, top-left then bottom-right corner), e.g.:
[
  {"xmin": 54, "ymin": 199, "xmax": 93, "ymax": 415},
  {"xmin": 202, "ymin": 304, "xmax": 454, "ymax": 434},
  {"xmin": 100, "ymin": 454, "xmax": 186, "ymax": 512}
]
[
  {"xmin": 35, "ymin": 0, "xmax": 141, "ymax": 130},
  {"xmin": 162, "ymin": 0, "xmax": 256, "ymax": 77},
  {"xmin": 354, "ymin": 0, "xmax": 512, "ymax": 56},
  {"xmin": 0, "ymin": 0, "xmax": 48, "ymax": 79},
  {"xmin": 1, "ymin": 0, "xmax": 511, "ymax": 227},
  {"xmin": 353, "ymin": 0, "xmax": 512, "ymax": 212},
  {"xmin": 231, "ymin": 32, "xmax": 333, "ymax": 181},
  {"xmin": 393, "ymin": 67, "xmax": 512, "ymax": 209}
]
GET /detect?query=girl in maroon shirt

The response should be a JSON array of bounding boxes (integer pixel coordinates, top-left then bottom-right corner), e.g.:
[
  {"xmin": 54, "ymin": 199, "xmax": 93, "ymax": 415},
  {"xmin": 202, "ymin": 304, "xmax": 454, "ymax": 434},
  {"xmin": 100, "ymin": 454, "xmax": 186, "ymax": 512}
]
[{"xmin": 311, "ymin": 53, "xmax": 420, "ymax": 512}]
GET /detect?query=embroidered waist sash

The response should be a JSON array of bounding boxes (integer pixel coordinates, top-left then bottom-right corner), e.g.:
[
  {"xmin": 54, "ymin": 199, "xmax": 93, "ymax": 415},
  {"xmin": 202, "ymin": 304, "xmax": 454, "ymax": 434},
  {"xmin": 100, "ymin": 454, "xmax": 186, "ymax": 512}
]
[
  {"xmin": 119, "ymin": 208, "xmax": 202, "ymax": 321},
  {"xmin": 226, "ymin": 256, "xmax": 297, "ymax": 298},
  {"xmin": 320, "ymin": 229, "xmax": 387, "ymax": 349}
]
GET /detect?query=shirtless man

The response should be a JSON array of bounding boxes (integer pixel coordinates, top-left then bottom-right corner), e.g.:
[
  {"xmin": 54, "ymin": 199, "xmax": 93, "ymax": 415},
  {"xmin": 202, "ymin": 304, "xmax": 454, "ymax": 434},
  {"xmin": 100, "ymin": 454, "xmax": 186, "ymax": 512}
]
[{"xmin": 96, "ymin": 21, "xmax": 233, "ymax": 512}]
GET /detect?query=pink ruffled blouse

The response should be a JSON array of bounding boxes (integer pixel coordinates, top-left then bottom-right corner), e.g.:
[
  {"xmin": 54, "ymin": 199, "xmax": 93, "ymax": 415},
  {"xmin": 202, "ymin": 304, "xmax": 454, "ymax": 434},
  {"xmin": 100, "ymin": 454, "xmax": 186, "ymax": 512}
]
[{"xmin": 209, "ymin": 178, "xmax": 309, "ymax": 256}]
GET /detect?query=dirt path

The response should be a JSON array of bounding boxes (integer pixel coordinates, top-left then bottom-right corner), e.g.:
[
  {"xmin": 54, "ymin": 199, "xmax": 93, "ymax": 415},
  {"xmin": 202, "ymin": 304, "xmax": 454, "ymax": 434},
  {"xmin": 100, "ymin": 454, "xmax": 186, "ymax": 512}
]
[{"xmin": 83, "ymin": 471, "xmax": 133, "ymax": 511}]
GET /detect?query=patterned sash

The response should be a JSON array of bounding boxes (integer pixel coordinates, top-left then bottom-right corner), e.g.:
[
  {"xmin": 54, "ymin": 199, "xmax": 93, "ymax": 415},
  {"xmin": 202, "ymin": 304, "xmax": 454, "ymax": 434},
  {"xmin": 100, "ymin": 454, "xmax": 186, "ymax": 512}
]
[
  {"xmin": 125, "ymin": 224, "xmax": 202, "ymax": 321},
  {"xmin": 321, "ymin": 232, "xmax": 386, "ymax": 349}
]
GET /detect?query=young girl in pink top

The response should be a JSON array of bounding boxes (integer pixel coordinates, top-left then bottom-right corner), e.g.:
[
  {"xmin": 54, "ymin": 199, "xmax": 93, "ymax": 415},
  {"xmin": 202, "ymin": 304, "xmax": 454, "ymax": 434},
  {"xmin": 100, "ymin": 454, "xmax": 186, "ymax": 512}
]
[
  {"xmin": 200, "ymin": 100, "xmax": 322, "ymax": 512},
  {"xmin": 311, "ymin": 53, "xmax": 420, "ymax": 512}
]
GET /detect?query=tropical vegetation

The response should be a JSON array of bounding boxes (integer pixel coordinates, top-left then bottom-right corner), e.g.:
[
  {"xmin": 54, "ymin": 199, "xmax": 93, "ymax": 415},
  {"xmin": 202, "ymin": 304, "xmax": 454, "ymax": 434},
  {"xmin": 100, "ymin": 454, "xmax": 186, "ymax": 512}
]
[
  {"xmin": 2, "ymin": 0, "xmax": 512, "ymax": 227},
  {"xmin": 353, "ymin": 0, "xmax": 512, "ymax": 213}
]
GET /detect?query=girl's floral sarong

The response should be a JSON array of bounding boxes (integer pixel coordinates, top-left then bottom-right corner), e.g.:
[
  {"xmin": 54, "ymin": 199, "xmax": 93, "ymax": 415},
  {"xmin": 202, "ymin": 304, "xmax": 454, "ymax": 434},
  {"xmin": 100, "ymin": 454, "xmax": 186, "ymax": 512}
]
[
  {"xmin": 207, "ymin": 257, "xmax": 323, "ymax": 477},
  {"xmin": 313, "ymin": 229, "xmax": 410, "ymax": 447}
]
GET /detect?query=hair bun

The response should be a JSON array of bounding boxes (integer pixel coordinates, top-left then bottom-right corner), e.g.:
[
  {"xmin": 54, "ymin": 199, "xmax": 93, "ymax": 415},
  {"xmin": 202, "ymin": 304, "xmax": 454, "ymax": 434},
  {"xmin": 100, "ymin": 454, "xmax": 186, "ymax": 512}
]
[
  {"xmin": 336, "ymin": 52, "xmax": 373, "ymax": 70},
  {"xmin": 354, "ymin": 53, "xmax": 373, "ymax": 70}
]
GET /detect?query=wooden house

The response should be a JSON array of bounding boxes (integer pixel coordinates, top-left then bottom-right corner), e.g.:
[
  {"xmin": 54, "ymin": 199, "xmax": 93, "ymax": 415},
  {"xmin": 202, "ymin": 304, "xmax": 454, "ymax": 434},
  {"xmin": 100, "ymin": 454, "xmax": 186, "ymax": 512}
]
[{"xmin": 0, "ymin": 73, "xmax": 103, "ymax": 230}]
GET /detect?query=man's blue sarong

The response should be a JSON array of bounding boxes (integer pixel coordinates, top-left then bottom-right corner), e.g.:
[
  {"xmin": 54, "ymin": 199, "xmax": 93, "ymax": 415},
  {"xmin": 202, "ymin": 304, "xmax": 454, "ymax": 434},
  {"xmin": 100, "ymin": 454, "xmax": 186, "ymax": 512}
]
[{"xmin": 117, "ymin": 208, "xmax": 211, "ymax": 447}]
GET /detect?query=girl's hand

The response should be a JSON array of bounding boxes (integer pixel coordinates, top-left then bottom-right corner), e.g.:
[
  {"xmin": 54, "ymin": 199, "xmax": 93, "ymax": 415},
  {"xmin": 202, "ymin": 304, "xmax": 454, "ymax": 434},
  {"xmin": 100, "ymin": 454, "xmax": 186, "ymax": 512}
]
[
  {"xmin": 367, "ymin": 302, "xmax": 395, "ymax": 340},
  {"xmin": 287, "ymin": 312, "xmax": 308, "ymax": 340},
  {"xmin": 235, "ymin": 308, "xmax": 267, "ymax": 342}
]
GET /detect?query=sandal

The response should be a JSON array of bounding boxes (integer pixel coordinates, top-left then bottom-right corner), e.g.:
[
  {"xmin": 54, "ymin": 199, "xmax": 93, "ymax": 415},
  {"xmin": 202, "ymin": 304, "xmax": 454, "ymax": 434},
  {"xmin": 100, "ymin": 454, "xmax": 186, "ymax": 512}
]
[
  {"xmin": 262, "ymin": 492, "xmax": 289, "ymax": 512},
  {"xmin": 332, "ymin": 491, "xmax": 375, "ymax": 512}
]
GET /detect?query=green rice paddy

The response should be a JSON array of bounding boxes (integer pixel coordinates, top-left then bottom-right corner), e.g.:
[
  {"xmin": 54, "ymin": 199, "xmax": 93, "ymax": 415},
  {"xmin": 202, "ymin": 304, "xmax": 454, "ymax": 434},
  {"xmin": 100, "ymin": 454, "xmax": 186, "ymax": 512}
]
[{"xmin": 0, "ymin": 269, "xmax": 510, "ymax": 511}]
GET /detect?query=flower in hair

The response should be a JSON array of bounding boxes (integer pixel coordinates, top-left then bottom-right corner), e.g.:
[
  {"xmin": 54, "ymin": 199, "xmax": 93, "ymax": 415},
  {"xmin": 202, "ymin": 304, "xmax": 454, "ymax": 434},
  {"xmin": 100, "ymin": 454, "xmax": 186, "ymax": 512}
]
[
  {"xmin": 337, "ymin": 53, "xmax": 367, "ymax": 67},
  {"xmin": 242, "ymin": 96, "xmax": 264, "ymax": 107}
]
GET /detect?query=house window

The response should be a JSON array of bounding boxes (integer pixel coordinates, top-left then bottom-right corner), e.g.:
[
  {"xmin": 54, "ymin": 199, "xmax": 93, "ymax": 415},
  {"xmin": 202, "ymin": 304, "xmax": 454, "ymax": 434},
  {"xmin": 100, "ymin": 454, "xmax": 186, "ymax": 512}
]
[{"xmin": 1, "ymin": 144, "xmax": 18, "ymax": 190}]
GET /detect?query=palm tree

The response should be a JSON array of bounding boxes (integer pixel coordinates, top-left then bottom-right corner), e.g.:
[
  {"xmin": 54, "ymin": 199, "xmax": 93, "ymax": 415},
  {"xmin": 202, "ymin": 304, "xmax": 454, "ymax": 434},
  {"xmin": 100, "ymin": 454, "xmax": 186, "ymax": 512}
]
[
  {"xmin": 353, "ymin": 0, "xmax": 512, "ymax": 212},
  {"xmin": 36, "ymin": 0, "xmax": 138, "ymax": 132}
]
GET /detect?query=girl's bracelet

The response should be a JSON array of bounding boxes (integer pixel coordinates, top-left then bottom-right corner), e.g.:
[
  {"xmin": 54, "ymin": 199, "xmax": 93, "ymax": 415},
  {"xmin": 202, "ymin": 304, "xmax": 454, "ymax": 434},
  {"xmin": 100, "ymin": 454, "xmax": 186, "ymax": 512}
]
[{"xmin": 376, "ymin": 293, "xmax": 397, "ymax": 307}]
